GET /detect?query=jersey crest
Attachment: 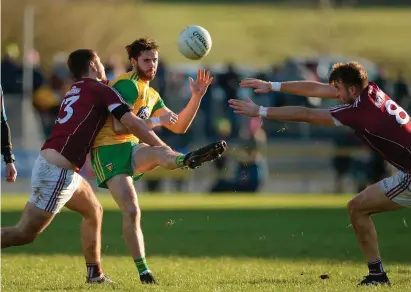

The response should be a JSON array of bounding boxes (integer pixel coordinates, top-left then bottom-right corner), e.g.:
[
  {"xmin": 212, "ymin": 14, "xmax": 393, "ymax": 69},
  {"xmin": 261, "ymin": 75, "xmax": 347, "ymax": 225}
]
[{"xmin": 137, "ymin": 106, "xmax": 150, "ymax": 120}]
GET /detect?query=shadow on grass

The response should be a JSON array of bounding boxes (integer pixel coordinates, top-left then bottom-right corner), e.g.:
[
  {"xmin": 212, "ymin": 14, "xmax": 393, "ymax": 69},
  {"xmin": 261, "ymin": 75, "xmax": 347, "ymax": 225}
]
[{"xmin": 2, "ymin": 208, "xmax": 410, "ymax": 263}]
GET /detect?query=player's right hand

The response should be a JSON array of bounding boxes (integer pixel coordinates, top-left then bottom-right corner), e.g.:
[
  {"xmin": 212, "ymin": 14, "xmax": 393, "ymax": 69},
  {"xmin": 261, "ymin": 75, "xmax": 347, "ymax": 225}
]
[
  {"xmin": 5, "ymin": 162, "xmax": 17, "ymax": 183},
  {"xmin": 240, "ymin": 78, "xmax": 272, "ymax": 94},
  {"xmin": 159, "ymin": 111, "xmax": 178, "ymax": 126}
]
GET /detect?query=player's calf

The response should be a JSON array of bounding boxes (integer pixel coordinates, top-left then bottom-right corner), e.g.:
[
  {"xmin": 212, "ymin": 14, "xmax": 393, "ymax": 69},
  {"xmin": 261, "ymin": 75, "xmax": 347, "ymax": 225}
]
[
  {"xmin": 348, "ymin": 182, "xmax": 404, "ymax": 286},
  {"xmin": 106, "ymin": 175, "xmax": 153, "ymax": 280},
  {"xmin": 1, "ymin": 203, "xmax": 55, "ymax": 248},
  {"xmin": 65, "ymin": 179, "xmax": 110, "ymax": 283}
]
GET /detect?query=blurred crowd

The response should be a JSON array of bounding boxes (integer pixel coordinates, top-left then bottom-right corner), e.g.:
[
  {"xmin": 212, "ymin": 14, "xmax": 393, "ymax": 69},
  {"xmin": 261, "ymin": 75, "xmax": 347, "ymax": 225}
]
[{"xmin": 2, "ymin": 44, "xmax": 410, "ymax": 193}]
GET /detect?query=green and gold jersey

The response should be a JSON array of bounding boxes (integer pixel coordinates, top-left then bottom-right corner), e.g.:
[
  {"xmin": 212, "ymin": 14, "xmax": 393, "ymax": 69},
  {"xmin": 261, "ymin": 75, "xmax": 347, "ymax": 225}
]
[{"xmin": 92, "ymin": 71, "xmax": 165, "ymax": 147}]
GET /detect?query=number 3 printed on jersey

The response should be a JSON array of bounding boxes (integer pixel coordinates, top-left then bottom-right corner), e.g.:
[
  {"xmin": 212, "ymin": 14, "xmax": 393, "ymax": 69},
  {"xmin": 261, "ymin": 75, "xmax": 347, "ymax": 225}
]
[
  {"xmin": 57, "ymin": 95, "xmax": 80, "ymax": 124},
  {"xmin": 385, "ymin": 100, "xmax": 410, "ymax": 125}
]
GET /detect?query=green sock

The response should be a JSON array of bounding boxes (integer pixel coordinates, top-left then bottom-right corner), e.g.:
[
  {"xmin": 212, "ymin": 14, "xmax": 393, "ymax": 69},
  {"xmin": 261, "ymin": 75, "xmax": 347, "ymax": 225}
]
[
  {"xmin": 134, "ymin": 257, "xmax": 149, "ymax": 274},
  {"xmin": 175, "ymin": 155, "xmax": 186, "ymax": 168}
]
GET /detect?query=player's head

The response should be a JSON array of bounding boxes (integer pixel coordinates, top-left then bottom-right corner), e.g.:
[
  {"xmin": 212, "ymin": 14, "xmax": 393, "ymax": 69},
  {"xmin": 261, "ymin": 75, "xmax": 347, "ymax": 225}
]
[
  {"xmin": 67, "ymin": 49, "xmax": 106, "ymax": 80},
  {"xmin": 328, "ymin": 62, "xmax": 368, "ymax": 104},
  {"xmin": 125, "ymin": 38, "xmax": 159, "ymax": 81}
]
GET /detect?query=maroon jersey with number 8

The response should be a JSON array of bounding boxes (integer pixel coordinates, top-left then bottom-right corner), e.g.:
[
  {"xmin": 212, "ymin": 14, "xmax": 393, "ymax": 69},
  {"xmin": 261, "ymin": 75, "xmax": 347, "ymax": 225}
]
[
  {"xmin": 329, "ymin": 82, "xmax": 411, "ymax": 173},
  {"xmin": 41, "ymin": 78, "xmax": 126, "ymax": 168}
]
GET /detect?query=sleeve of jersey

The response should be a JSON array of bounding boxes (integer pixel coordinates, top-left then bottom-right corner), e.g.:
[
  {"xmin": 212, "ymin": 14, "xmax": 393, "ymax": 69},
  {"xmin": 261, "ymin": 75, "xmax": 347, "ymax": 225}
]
[
  {"xmin": 151, "ymin": 97, "xmax": 166, "ymax": 116},
  {"xmin": 112, "ymin": 80, "xmax": 138, "ymax": 106},
  {"xmin": 328, "ymin": 104, "xmax": 358, "ymax": 128}
]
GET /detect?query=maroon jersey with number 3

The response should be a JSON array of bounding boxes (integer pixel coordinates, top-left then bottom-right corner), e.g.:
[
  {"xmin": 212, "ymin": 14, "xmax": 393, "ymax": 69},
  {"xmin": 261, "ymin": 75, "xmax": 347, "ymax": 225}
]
[
  {"xmin": 329, "ymin": 82, "xmax": 411, "ymax": 173},
  {"xmin": 41, "ymin": 78, "xmax": 126, "ymax": 168}
]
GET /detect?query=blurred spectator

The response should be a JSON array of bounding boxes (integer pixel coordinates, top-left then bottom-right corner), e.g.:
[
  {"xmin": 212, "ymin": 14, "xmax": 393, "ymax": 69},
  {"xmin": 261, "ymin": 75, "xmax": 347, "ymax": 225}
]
[
  {"xmin": 209, "ymin": 118, "xmax": 232, "ymax": 192},
  {"xmin": 394, "ymin": 71, "xmax": 410, "ymax": 110},
  {"xmin": 218, "ymin": 63, "xmax": 240, "ymax": 138},
  {"xmin": 374, "ymin": 65, "xmax": 390, "ymax": 95},
  {"xmin": 49, "ymin": 52, "xmax": 70, "ymax": 101},
  {"xmin": 105, "ymin": 53, "xmax": 126, "ymax": 81},
  {"xmin": 1, "ymin": 44, "xmax": 22, "ymax": 95},
  {"xmin": 151, "ymin": 60, "xmax": 167, "ymax": 99},
  {"xmin": 211, "ymin": 117, "xmax": 267, "ymax": 193},
  {"xmin": 28, "ymin": 49, "xmax": 61, "ymax": 138},
  {"xmin": 332, "ymin": 131, "xmax": 356, "ymax": 194}
]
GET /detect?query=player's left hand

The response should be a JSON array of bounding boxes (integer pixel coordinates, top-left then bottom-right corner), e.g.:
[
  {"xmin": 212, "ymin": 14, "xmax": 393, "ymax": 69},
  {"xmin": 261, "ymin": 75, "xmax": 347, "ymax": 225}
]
[
  {"xmin": 189, "ymin": 69, "xmax": 213, "ymax": 99},
  {"xmin": 228, "ymin": 97, "xmax": 259, "ymax": 117},
  {"xmin": 5, "ymin": 162, "xmax": 17, "ymax": 182}
]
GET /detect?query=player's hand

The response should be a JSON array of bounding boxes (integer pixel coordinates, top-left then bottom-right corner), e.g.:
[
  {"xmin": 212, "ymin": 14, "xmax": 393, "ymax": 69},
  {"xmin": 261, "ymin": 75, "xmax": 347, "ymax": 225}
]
[
  {"xmin": 159, "ymin": 111, "xmax": 178, "ymax": 126},
  {"xmin": 5, "ymin": 162, "xmax": 17, "ymax": 182},
  {"xmin": 189, "ymin": 69, "xmax": 213, "ymax": 99},
  {"xmin": 228, "ymin": 97, "xmax": 259, "ymax": 117},
  {"xmin": 239, "ymin": 78, "xmax": 272, "ymax": 94}
]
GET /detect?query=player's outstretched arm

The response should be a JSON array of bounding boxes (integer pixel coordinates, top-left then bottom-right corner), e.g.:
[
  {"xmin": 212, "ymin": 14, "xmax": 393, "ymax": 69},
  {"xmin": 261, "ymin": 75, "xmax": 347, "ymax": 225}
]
[
  {"xmin": 119, "ymin": 112, "xmax": 166, "ymax": 146},
  {"xmin": 228, "ymin": 97, "xmax": 336, "ymax": 126},
  {"xmin": 152, "ymin": 69, "xmax": 213, "ymax": 134},
  {"xmin": 239, "ymin": 78, "xmax": 338, "ymax": 99}
]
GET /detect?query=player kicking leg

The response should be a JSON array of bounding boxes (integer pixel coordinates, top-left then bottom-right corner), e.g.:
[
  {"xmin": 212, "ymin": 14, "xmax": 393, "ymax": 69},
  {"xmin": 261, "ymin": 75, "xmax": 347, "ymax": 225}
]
[
  {"xmin": 233, "ymin": 61, "xmax": 411, "ymax": 286},
  {"xmin": 91, "ymin": 140, "xmax": 227, "ymax": 284},
  {"xmin": 1, "ymin": 157, "xmax": 112, "ymax": 283}
]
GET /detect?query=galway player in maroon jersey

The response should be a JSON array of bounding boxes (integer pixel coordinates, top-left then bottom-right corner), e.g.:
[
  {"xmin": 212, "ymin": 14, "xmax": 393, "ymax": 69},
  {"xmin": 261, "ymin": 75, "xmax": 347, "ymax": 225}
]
[
  {"xmin": 230, "ymin": 62, "xmax": 410, "ymax": 286},
  {"xmin": 1, "ymin": 49, "xmax": 167, "ymax": 283}
]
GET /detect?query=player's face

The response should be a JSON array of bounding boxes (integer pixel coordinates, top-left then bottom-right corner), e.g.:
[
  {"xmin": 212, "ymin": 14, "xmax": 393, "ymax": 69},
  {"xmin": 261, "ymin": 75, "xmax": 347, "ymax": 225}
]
[
  {"xmin": 90, "ymin": 54, "xmax": 107, "ymax": 80},
  {"xmin": 94, "ymin": 55, "xmax": 107, "ymax": 80},
  {"xmin": 332, "ymin": 81, "xmax": 357, "ymax": 104},
  {"xmin": 133, "ymin": 50, "xmax": 158, "ymax": 81}
]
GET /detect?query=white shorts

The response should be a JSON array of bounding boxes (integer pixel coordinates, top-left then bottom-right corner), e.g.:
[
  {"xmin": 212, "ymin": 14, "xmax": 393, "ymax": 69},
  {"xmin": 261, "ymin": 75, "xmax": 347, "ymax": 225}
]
[
  {"xmin": 380, "ymin": 171, "xmax": 411, "ymax": 208},
  {"xmin": 28, "ymin": 155, "xmax": 83, "ymax": 214}
]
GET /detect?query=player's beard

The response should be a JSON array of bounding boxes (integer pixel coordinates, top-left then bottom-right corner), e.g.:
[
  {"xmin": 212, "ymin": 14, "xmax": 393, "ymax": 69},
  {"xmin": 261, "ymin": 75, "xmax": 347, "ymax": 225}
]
[{"xmin": 136, "ymin": 64, "xmax": 156, "ymax": 81}]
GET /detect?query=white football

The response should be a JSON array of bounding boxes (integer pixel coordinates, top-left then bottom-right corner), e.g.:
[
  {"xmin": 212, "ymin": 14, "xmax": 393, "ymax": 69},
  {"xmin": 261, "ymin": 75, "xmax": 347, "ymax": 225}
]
[{"xmin": 178, "ymin": 25, "xmax": 212, "ymax": 60}]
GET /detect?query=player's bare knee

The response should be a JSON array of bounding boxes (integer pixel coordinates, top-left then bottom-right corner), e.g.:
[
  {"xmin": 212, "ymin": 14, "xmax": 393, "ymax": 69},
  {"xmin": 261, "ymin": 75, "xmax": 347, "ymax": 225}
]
[
  {"xmin": 155, "ymin": 145, "xmax": 173, "ymax": 159},
  {"xmin": 85, "ymin": 202, "xmax": 103, "ymax": 221},
  {"xmin": 121, "ymin": 202, "xmax": 141, "ymax": 223},
  {"xmin": 348, "ymin": 193, "xmax": 370, "ymax": 218},
  {"xmin": 347, "ymin": 197, "xmax": 362, "ymax": 216},
  {"xmin": 17, "ymin": 228, "xmax": 38, "ymax": 245}
]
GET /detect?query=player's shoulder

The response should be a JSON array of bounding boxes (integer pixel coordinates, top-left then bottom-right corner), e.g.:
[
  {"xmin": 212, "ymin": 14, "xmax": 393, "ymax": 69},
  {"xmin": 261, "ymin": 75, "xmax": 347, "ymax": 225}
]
[
  {"xmin": 110, "ymin": 71, "xmax": 137, "ymax": 86},
  {"xmin": 147, "ymin": 85, "xmax": 160, "ymax": 97},
  {"xmin": 360, "ymin": 82, "xmax": 389, "ymax": 109}
]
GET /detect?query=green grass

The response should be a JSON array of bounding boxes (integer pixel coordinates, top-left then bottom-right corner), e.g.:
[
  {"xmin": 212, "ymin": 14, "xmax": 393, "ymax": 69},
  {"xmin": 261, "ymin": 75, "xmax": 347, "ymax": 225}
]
[
  {"xmin": 2, "ymin": 194, "xmax": 411, "ymax": 291},
  {"xmin": 3, "ymin": 2, "xmax": 411, "ymax": 74}
]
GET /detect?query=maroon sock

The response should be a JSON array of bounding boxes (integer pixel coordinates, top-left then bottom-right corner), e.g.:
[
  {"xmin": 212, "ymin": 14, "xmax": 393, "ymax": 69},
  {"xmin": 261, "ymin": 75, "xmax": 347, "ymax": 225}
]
[{"xmin": 86, "ymin": 262, "xmax": 103, "ymax": 279}]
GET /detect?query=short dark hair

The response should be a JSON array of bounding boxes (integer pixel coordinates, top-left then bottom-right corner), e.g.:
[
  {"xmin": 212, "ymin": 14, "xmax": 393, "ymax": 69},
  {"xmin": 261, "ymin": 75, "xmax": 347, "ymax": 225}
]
[
  {"xmin": 328, "ymin": 61, "xmax": 368, "ymax": 89},
  {"xmin": 67, "ymin": 49, "xmax": 96, "ymax": 79},
  {"xmin": 125, "ymin": 38, "xmax": 159, "ymax": 60}
]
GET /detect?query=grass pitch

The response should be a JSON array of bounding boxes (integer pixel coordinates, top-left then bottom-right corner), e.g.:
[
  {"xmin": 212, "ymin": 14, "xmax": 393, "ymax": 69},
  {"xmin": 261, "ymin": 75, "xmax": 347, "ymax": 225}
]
[{"xmin": 1, "ymin": 194, "xmax": 411, "ymax": 291}]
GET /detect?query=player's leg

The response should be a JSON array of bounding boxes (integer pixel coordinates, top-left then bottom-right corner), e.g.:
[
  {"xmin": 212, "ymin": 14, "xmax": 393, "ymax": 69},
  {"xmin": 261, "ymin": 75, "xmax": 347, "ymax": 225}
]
[
  {"xmin": 90, "ymin": 143, "xmax": 155, "ymax": 284},
  {"xmin": 1, "ymin": 202, "xmax": 55, "ymax": 248},
  {"xmin": 106, "ymin": 174, "xmax": 155, "ymax": 283},
  {"xmin": 132, "ymin": 144, "xmax": 183, "ymax": 173},
  {"xmin": 1, "ymin": 155, "xmax": 77, "ymax": 248},
  {"xmin": 64, "ymin": 178, "xmax": 112, "ymax": 283},
  {"xmin": 131, "ymin": 140, "xmax": 228, "ymax": 174},
  {"xmin": 347, "ymin": 171, "xmax": 410, "ymax": 286}
]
